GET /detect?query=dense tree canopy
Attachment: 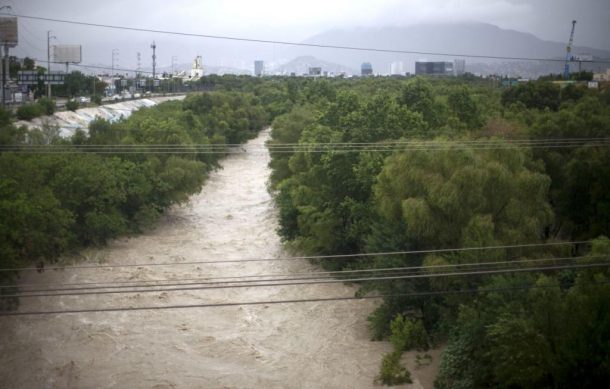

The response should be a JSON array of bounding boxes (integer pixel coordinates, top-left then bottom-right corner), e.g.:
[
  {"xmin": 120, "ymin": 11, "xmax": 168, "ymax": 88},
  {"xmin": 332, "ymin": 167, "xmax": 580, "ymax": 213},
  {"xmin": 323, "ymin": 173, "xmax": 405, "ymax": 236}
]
[
  {"xmin": 0, "ymin": 91, "xmax": 269, "ymax": 287},
  {"xmin": 1, "ymin": 74, "xmax": 609, "ymax": 387},
  {"xmin": 267, "ymin": 75, "xmax": 610, "ymax": 387}
]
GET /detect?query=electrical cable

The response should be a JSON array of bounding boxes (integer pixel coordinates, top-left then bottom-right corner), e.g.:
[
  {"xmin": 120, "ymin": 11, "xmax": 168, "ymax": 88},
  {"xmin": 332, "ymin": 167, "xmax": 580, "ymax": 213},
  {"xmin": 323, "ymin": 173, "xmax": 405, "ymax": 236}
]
[
  {"xmin": 0, "ymin": 240, "xmax": 589, "ymax": 273},
  {"xmin": 4, "ymin": 255, "xmax": 602, "ymax": 292},
  {"xmin": 5, "ymin": 262, "xmax": 608, "ymax": 299},
  {"xmin": 20, "ymin": 56, "xmax": 154, "ymax": 75},
  {"xmin": 1, "ymin": 140, "xmax": 607, "ymax": 154},
  {"xmin": 4, "ymin": 13, "xmax": 610, "ymax": 64},
  {"xmin": 2, "ymin": 137, "xmax": 607, "ymax": 148},
  {"xmin": 2, "ymin": 280, "xmax": 608, "ymax": 317}
]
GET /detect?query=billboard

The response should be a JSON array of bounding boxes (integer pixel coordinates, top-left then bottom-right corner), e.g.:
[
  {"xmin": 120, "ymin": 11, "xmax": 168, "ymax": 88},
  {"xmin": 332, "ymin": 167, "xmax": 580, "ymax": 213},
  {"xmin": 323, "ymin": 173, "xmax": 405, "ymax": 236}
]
[
  {"xmin": 0, "ymin": 17, "xmax": 17, "ymax": 47},
  {"xmin": 574, "ymin": 54, "xmax": 593, "ymax": 62},
  {"xmin": 18, "ymin": 71, "xmax": 65, "ymax": 85},
  {"xmin": 54, "ymin": 45, "xmax": 82, "ymax": 63}
]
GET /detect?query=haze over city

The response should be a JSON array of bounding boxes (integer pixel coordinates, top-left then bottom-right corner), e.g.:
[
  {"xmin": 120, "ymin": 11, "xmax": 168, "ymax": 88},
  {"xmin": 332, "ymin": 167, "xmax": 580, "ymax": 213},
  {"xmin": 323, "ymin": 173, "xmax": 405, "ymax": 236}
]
[{"xmin": 7, "ymin": 0, "xmax": 610, "ymax": 72}]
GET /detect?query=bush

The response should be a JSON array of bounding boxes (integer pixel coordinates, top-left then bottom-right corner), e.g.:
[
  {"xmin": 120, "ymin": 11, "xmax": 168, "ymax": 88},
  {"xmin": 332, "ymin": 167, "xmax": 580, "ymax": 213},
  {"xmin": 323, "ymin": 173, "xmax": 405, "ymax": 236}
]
[
  {"xmin": 16, "ymin": 103, "xmax": 44, "ymax": 120},
  {"xmin": 375, "ymin": 351, "xmax": 412, "ymax": 386},
  {"xmin": 66, "ymin": 100, "xmax": 79, "ymax": 111},
  {"xmin": 37, "ymin": 97, "xmax": 56, "ymax": 115},
  {"xmin": 389, "ymin": 315, "xmax": 430, "ymax": 352}
]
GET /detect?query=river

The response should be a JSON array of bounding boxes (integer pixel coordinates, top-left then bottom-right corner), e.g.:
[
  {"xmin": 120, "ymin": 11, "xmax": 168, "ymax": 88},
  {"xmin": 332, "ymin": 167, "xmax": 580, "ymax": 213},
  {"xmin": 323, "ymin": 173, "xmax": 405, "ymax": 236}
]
[{"xmin": 0, "ymin": 129, "xmax": 394, "ymax": 388}]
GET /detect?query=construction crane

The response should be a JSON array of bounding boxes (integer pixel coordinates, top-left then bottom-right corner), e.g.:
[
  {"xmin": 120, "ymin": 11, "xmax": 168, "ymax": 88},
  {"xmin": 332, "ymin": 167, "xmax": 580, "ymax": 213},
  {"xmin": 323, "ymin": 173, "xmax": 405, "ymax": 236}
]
[{"xmin": 564, "ymin": 20, "xmax": 577, "ymax": 80}]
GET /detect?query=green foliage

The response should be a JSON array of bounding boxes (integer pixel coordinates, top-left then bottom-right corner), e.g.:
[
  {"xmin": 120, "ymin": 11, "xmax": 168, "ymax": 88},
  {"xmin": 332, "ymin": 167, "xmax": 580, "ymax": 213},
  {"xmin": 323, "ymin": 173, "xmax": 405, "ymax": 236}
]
[
  {"xmin": 52, "ymin": 71, "xmax": 107, "ymax": 98},
  {"xmin": 37, "ymin": 97, "xmax": 56, "ymax": 115},
  {"xmin": 16, "ymin": 103, "xmax": 44, "ymax": 120},
  {"xmin": 265, "ymin": 76, "xmax": 610, "ymax": 386},
  {"xmin": 0, "ymin": 90, "xmax": 267, "ymax": 286},
  {"xmin": 447, "ymin": 85, "xmax": 483, "ymax": 129},
  {"xmin": 15, "ymin": 98, "xmax": 56, "ymax": 120},
  {"xmin": 501, "ymin": 81, "xmax": 561, "ymax": 110},
  {"xmin": 66, "ymin": 100, "xmax": 79, "ymax": 111},
  {"xmin": 375, "ymin": 140, "xmax": 553, "ymax": 249},
  {"xmin": 375, "ymin": 351, "xmax": 412, "ymax": 386},
  {"xmin": 389, "ymin": 315, "xmax": 429, "ymax": 353}
]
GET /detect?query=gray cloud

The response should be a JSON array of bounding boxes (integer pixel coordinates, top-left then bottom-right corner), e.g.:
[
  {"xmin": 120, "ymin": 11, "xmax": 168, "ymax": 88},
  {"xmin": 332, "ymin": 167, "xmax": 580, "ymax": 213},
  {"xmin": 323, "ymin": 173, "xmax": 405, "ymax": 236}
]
[{"xmin": 6, "ymin": 0, "xmax": 610, "ymax": 71}]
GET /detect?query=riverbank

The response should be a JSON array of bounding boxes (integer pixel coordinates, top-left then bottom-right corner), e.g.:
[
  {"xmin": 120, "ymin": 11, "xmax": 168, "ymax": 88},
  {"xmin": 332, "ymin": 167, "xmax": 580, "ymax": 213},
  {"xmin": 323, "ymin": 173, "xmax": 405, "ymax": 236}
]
[
  {"xmin": 0, "ymin": 129, "xmax": 404, "ymax": 388},
  {"xmin": 14, "ymin": 95, "xmax": 186, "ymax": 137}
]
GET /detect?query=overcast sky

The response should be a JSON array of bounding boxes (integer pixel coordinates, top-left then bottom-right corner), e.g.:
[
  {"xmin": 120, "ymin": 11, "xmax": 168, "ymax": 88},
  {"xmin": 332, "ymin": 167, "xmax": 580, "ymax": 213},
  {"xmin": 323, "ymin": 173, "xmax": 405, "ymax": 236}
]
[{"xmin": 5, "ymin": 0, "xmax": 610, "ymax": 71}]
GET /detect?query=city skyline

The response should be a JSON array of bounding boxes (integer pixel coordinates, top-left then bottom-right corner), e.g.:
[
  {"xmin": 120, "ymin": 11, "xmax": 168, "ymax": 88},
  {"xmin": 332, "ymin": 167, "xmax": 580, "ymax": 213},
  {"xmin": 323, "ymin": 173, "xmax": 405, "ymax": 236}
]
[{"xmin": 4, "ymin": 0, "xmax": 610, "ymax": 74}]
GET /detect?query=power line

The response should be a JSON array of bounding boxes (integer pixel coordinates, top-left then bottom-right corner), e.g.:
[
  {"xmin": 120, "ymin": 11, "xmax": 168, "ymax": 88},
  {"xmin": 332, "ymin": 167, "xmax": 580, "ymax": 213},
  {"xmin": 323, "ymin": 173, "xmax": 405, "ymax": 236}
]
[
  {"xmin": 2, "ymin": 280, "xmax": 608, "ymax": 317},
  {"xmin": 8, "ymin": 258, "xmax": 607, "ymax": 298},
  {"xmin": 3, "ymin": 137, "xmax": 607, "ymax": 148},
  {"xmin": 21, "ymin": 56, "xmax": 154, "ymax": 75},
  {"xmin": 0, "ymin": 241, "xmax": 589, "ymax": 273},
  {"xmin": 1, "ymin": 140, "xmax": 608, "ymax": 154},
  {"xmin": 7, "ymin": 255, "xmax": 597, "ymax": 292},
  {"xmin": 6, "ymin": 262, "xmax": 608, "ymax": 299},
  {"xmin": 5, "ymin": 13, "xmax": 610, "ymax": 64}
]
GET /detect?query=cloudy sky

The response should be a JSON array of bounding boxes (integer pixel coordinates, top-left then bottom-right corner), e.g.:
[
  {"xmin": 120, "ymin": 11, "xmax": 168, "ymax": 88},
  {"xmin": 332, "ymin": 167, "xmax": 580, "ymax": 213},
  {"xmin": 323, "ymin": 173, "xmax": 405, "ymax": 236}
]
[{"xmin": 5, "ymin": 0, "xmax": 610, "ymax": 71}]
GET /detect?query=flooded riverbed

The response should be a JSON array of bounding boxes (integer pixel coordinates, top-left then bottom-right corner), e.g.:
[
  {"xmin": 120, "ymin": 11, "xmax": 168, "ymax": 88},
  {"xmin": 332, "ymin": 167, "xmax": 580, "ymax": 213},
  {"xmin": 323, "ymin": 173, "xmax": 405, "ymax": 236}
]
[{"xmin": 0, "ymin": 129, "xmax": 393, "ymax": 388}]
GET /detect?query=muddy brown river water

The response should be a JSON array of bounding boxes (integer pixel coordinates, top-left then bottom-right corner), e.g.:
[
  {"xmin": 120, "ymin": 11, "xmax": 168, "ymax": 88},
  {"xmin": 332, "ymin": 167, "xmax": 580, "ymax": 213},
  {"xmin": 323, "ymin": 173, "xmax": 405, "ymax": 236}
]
[{"xmin": 0, "ymin": 129, "xmax": 393, "ymax": 388}]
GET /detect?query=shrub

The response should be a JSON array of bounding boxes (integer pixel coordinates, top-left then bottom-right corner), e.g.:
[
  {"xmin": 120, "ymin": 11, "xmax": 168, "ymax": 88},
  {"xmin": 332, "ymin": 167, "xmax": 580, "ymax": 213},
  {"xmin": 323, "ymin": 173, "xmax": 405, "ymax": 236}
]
[
  {"xmin": 16, "ymin": 103, "xmax": 44, "ymax": 120},
  {"xmin": 66, "ymin": 100, "xmax": 79, "ymax": 111},
  {"xmin": 37, "ymin": 97, "xmax": 56, "ymax": 115},
  {"xmin": 389, "ymin": 315, "xmax": 430, "ymax": 352},
  {"xmin": 375, "ymin": 351, "xmax": 412, "ymax": 386}
]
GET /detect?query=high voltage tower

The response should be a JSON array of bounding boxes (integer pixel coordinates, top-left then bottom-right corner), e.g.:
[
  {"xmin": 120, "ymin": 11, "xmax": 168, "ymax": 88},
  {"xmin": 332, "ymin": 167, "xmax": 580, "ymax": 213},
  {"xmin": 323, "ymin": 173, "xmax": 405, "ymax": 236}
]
[{"xmin": 150, "ymin": 41, "xmax": 157, "ymax": 82}]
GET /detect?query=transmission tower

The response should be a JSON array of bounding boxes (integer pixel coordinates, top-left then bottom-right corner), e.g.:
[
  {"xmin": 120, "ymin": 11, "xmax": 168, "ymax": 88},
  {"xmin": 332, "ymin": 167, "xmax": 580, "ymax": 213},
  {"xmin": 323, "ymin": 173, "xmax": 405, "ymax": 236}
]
[{"xmin": 151, "ymin": 41, "xmax": 156, "ymax": 78}]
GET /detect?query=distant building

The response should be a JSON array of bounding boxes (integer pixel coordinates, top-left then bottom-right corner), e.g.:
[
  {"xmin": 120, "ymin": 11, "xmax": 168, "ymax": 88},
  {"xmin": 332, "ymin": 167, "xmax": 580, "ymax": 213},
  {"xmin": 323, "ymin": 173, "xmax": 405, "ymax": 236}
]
[
  {"xmin": 593, "ymin": 69, "xmax": 610, "ymax": 82},
  {"xmin": 308, "ymin": 67, "xmax": 322, "ymax": 76},
  {"xmin": 390, "ymin": 61, "xmax": 404, "ymax": 75},
  {"xmin": 361, "ymin": 62, "xmax": 373, "ymax": 76},
  {"xmin": 415, "ymin": 61, "xmax": 454, "ymax": 76},
  {"xmin": 190, "ymin": 56, "xmax": 204, "ymax": 79},
  {"xmin": 254, "ymin": 60, "xmax": 264, "ymax": 77},
  {"xmin": 454, "ymin": 59, "xmax": 466, "ymax": 76}
]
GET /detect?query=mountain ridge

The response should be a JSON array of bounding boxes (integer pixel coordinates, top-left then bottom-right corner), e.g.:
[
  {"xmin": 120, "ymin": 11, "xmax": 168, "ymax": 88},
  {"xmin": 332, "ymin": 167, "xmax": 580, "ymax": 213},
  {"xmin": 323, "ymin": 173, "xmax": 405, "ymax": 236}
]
[{"xmin": 293, "ymin": 22, "xmax": 610, "ymax": 77}]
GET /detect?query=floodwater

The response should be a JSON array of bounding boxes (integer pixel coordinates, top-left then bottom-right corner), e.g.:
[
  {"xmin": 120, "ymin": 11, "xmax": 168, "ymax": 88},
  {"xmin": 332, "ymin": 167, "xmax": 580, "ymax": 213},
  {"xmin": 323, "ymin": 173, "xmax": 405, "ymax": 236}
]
[{"xmin": 0, "ymin": 129, "xmax": 392, "ymax": 388}]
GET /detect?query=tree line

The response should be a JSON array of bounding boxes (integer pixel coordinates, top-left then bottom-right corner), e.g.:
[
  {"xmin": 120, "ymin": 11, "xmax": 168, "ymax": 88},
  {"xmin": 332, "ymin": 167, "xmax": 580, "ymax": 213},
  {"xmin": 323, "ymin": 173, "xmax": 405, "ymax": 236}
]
[
  {"xmin": 0, "ymin": 90, "xmax": 270, "ymax": 296},
  {"xmin": 1, "ymin": 73, "xmax": 608, "ymax": 386},
  {"xmin": 266, "ymin": 76, "xmax": 610, "ymax": 387}
]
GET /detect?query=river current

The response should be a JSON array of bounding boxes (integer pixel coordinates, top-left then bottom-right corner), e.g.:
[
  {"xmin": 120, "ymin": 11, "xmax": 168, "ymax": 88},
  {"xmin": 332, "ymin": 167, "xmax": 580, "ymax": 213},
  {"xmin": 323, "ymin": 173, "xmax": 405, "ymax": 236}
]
[{"xmin": 0, "ymin": 129, "xmax": 392, "ymax": 388}]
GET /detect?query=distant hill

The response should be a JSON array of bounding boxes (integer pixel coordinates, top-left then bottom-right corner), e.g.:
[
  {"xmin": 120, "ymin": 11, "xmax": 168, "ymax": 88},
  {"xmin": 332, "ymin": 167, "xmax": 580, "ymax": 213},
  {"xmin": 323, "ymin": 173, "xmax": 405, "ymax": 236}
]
[{"xmin": 289, "ymin": 23, "xmax": 610, "ymax": 77}]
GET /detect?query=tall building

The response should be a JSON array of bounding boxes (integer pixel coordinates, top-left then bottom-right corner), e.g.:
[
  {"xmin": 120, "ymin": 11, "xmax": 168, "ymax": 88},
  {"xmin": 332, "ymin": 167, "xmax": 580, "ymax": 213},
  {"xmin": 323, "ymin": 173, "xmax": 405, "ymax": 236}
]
[
  {"xmin": 415, "ymin": 61, "xmax": 454, "ymax": 76},
  {"xmin": 254, "ymin": 60, "xmax": 264, "ymax": 77},
  {"xmin": 454, "ymin": 59, "xmax": 466, "ymax": 76},
  {"xmin": 308, "ymin": 67, "xmax": 322, "ymax": 76},
  {"xmin": 361, "ymin": 62, "xmax": 373, "ymax": 76},
  {"xmin": 190, "ymin": 56, "xmax": 204, "ymax": 79},
  {"xmin": 390, "ymin": 61, "xmax": 404, "ymax": 75}
]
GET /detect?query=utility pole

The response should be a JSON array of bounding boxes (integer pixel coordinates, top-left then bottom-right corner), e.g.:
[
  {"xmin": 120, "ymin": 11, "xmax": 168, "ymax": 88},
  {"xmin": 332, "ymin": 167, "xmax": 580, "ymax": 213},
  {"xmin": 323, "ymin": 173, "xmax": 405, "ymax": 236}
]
[
  {"xmin": 111, "ymin": 48, "xmax": 119, "ymax": 76},
  {"xmin": 46, "ymin": 30, "xmax": 56, "ymax": 98},
  {"xmin": 171, "ymin": 56, "xmax": 177, "ymax": 94},
  {"xmin": 136, "ymin": 52, "xmax": 141, "ymax": 92},
  {"xmin": 0, "ymin": 5, "xmax": 13, "ymax": 106},
  {"xmin": 151, "ymin": 41, "xmax": 156, "ymax": 92},
  {"xmin": 136, "ymin": 52, "xmax": 141, "ymax": 76},
  {"xmin": 1, "ymin": 45, "xmax": 6, "ymax": 106}
]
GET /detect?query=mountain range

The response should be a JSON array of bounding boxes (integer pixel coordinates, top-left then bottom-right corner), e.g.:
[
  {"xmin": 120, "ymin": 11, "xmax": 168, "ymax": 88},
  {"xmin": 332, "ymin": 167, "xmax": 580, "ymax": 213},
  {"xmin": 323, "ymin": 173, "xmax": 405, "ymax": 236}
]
[
  {"xmin": 133, "ymin": 22, "xmax": 610, "ymax": 79},
  {"xmin": 289, "ymin": 22, "xmax": 610, "ymax": 78}
]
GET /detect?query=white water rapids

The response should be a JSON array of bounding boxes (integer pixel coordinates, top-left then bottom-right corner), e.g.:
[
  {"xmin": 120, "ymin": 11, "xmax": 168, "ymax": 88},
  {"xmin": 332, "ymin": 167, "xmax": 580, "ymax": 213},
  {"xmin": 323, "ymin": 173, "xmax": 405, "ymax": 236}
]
[{"xmin": 0, "ymin": 129, "xmax": 393, "ymax": 388}]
